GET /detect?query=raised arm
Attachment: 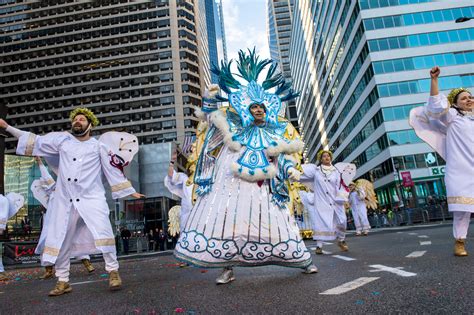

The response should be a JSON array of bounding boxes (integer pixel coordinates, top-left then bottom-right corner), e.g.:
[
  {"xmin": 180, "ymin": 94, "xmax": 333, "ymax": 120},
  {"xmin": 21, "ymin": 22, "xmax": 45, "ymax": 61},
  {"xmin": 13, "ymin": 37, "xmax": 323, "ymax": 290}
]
[
  {"xmin": 1, "ymin": 118, "xmax": 65, "ymax": 157},
  {"xmin": 425, "ymin": 67, "xmax": 455, "ymax": 125},
  {"xmin": 430, "ymin": 66, "xmax": 440, "ymax": 96}
]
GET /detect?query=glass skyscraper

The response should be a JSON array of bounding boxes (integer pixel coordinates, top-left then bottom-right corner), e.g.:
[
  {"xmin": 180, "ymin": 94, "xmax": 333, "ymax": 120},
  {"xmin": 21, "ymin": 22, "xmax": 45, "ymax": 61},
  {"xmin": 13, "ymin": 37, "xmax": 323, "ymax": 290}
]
[
  {"xmin": 290, "ymin": 0, "xmax": 473, "ymax": 208},
  {"xmin": 204, "ymin": 0, "xmax": 227, "ymax": 84},
  {"xmin": 267, "ymin": 0, "xmax": 299, "ymax": 129}
]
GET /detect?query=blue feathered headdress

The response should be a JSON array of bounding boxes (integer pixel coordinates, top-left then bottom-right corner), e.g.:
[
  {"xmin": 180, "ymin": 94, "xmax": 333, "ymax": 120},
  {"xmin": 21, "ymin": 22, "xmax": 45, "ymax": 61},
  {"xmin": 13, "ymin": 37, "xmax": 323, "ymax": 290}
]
[{"xmin": 210, "ymin": 48, "xmax": 300, "ymax": 127}]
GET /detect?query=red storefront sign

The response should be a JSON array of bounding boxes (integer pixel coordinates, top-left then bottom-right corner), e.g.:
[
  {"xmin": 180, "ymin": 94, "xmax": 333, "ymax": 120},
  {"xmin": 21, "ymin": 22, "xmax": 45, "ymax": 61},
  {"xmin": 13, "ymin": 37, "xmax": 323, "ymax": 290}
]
[
  {"xmin": 2, "ymin": 241, "xmax": 40, "ymax": 265},
  {"xmin": 400, "ymin": 171, "xmax": 414, "ymax": 187}
]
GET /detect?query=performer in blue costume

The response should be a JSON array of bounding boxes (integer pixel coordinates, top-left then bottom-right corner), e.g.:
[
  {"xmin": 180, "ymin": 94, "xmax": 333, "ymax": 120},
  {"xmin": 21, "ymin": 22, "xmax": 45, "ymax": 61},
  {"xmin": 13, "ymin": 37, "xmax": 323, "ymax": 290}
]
[{"xmin": 174, "ymin": 49, "xmax": 317, "ymax": 284}]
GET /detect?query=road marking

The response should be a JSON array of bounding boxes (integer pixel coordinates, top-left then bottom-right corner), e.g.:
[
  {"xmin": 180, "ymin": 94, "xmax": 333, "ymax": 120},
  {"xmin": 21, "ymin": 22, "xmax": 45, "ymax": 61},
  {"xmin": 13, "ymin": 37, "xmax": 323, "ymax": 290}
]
[
  {"xmin": 332, "ymin": 255, "xmax": 356, "ymax": 261},
  {"xmin": 408, "ymin": 233, "xmax": 418, "ymax": 235},
  {"xmin": 420, "ymin": 241, "xmax": 432, "ymax": 245},
  {"xmin": 368, "ymin": 264, "xmax": 417, "ymax": 277},
  {"xmin": 70, "ymin": 280, "xmax": 104, "ymax": 286},
  {"xmin": 418, "ymin": 235, "xmax": 429, "ymax": 238},
  {"xmin": 322, "ymin": 242, "xmax": 333, "ymax": 245},
  {"xmin": 320, "ymin": 277, "xmax": 380, "ymax": 295},
  {"xmin": 322, "ymin": 250, "xmax": 333, "ymax": 255},
  {"xmin": 406, "ymin": 251, "xmax": 427, "ymax": 258}
]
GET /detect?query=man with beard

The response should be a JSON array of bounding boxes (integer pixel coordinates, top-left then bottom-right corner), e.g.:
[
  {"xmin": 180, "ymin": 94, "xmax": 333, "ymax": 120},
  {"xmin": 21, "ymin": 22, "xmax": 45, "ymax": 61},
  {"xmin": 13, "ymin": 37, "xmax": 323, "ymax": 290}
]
[{"xmin": 0, "ymin": 108, "xmax": 143, "ymax": 296}]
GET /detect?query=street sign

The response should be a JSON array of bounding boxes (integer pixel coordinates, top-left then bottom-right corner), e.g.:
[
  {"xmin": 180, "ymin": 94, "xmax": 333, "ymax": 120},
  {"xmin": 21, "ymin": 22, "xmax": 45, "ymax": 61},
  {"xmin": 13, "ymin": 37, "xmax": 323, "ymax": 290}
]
[
  {"xmin": 430, "ymin": 166, "xmax": 445, "ymax": 176},
  {"xmin": 400, "ymin": 171, "xmax": 414, "ymax": 187},
  {"xmin": 425, "ymin": 152, "xmax": 437, "ymax": 166}
]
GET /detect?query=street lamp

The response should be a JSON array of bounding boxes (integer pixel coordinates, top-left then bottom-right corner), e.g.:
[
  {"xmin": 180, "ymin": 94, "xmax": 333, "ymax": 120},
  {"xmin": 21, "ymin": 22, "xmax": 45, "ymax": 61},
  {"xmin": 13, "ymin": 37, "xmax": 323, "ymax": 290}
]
[{"xmin": 455, "ymin": 17, "xmax": 473, "ymax": 23}]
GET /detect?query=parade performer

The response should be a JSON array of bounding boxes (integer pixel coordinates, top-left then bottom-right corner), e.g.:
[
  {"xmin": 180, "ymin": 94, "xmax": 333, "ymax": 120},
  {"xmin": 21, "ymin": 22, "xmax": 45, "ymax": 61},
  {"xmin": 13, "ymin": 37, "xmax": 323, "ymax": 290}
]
[
  {"xmin": 0, "ymin": 108, "xmax": 143, "ymax": 296},
  {"xmin": 409, "ymin": 66, "xmax": 473, "ymax": 256},
  {"xmin": 32, "ymin": 157, "xmax": 95, "ymax": 279},
  {"xmin": 174, "ymin": 49, "xmax": 317, "ymax": 284},
  {"xmin": 300, "ymin": 150, "xmax": 356, "ymax": 254},
  {"xmin": 0, "ymin": 193, "xmax": 24, "ymax": 281},
  {"xmin": 164, "ymin": 150, "xmax": 194, "ymax": 236},
  {"xmin": 348, "ymin": 179, "xmax": 377, "ymax": 236}
]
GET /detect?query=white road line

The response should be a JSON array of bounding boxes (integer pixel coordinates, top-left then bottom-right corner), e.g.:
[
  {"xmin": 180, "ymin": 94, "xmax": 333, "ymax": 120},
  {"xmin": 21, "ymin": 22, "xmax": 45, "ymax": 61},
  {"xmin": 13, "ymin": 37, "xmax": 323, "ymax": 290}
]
[
  {"xmin": 322, "ymin": 242, "xmax": 333, "ymax": 245},
  {"xmin": 320, "ymin": 277, "xmax": 380, "ymax": 295},
  {"xmin": 322, "ymin": 250, "xmax": 333, "ymax": 255},
  {"xmin": 332, "ymin": 255, "xmax": 356, "ymax": 261},
  {"xmin": 70, "ymin": 280, "xmax": 104, "ymax": 286},
  {"xmin": 418, "ymin": 235, "xmax": 429, "ymax": 238},
  {"xmin": 368, "ymin": 264, "xmax": 417, "ymax": 277},
  {"xmin": 406, "ymin": 251, "xmax": 427, "ymax": 258},
  {"xmin": 420, "ymin": 241, "xmax": 432, "ymax": 245},
  {"xmin": 408, "ymin": 232, "xmax": 418, "ymax": 235},
  {"xmin": 309, "ymin": 247, "xmax": 316, "ymax": 250}
]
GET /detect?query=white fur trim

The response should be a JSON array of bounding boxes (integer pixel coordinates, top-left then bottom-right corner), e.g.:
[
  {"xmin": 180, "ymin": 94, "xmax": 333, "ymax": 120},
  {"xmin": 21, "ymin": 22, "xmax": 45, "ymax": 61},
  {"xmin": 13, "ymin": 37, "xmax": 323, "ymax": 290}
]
[
  {"xmin": 210, "ymin": 110, "xmax": 242, "ymax": 152},
  {"xmin": 231, "ymin": 162, "xmax": 277, "ymax": 182},
  {"xmin": 194, "ymin": 107, "xmax": 206, "ymax": 121},
  {"xmin": 267, "ymin": 139, "xmax": 304, "ymax": 156}
]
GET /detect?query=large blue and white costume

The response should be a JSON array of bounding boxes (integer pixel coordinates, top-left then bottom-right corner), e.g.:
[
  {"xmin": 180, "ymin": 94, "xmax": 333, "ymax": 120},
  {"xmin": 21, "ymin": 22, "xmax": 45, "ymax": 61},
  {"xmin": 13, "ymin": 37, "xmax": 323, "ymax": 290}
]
[{"xmin": 174, "ymin": 50, "xmax": 312, "ymax": 268}]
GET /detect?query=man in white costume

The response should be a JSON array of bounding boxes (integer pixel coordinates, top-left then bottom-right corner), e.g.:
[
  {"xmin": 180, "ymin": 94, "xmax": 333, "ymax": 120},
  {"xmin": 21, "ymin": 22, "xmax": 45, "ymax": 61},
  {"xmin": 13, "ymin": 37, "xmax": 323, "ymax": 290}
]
[
  {"xmin": 300, "ymin": 150, "xmax": 354, "ymax": 254},
  {"xmin": 0, "ymin": 192, "xmax": 25, "ymax": 281},
  {"xmin": 0, "ymin": 108, "xmax": 143, "ymax": 296},
  {"xmin": 348, "ymin": 182, "xmax": 370, "ymax": 236},
  {"xmin": 410, "ymin": 66, "xmax": 473, "ymax": 256},
  {"xmin": 164, "ymin": 150, "xmax": 193, "ymax": 233},
  {"xmin": 174, "ymin": 50, "xmax": 317, "ymax": 284},
  {"xmin": 32, "ymin": 157, "xmax": 95, "ymax": 280}
]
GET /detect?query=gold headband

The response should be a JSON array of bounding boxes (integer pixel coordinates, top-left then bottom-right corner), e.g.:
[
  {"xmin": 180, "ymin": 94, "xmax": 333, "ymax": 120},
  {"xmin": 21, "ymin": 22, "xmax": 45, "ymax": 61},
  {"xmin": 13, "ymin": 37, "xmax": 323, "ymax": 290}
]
[{"xmin": 447, "ymin": 88, "xmax": 470, "ymax": 106}]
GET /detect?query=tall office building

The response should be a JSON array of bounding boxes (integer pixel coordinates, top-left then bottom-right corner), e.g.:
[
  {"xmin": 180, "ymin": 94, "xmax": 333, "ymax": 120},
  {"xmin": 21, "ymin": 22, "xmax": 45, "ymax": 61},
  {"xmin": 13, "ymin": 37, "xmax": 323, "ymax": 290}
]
[
  {"xmin": 1, "ymin": 0, "xmax": 206, "ymax": 153},
  {"xmin": 0, "ymin": 0, "xmax": 226, "ymax": 231},
  {"xmin": 290, "ymin": 0, "xmax": 473, "ymax": 208},
  {"xmin": 267, "ymin": 0, "xmax": 298, "ymax": 129},
  {"xmin": 204, "ymin": 0, "xmax": 227, "ymax": 84}
]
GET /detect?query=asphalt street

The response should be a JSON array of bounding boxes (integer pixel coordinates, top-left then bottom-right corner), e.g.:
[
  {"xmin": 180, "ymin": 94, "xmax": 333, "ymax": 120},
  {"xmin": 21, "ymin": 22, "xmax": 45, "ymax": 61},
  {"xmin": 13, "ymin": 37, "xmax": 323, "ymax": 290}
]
[{"xmin": 0, "ymin": 222, "xmax": 472, "ymax": 314}]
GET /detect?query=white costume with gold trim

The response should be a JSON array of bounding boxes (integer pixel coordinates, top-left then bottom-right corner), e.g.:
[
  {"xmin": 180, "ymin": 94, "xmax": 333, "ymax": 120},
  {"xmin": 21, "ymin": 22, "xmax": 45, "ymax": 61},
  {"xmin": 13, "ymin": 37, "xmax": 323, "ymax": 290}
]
[
  {"xmin": 164, "ymin": 170, "xmax": 193, "ymax": 232},
  {"xmin": 33, "ymin": 163, "xmax": 90, "ymax": 264},
  {"xmin": 300, "ymin": 164, "xmax": 348, "ymax": 241},
  {"xmin": 0, "ymin": 193, "xmax": 24, "ymax": 273},
  {"xmin": 349, "ymin": 189, "xmax": 370, "ymax": 233},
  {"xmin": 410, "ymin": 93, "xmax": 473, "ymax": 239},
  {"xmin": 410, "ymin": 94, "xmax": 474, "ymax": 213},
  {"xmin": 14, "ymin": 131, "xmax": 135, "ymax": 265}
]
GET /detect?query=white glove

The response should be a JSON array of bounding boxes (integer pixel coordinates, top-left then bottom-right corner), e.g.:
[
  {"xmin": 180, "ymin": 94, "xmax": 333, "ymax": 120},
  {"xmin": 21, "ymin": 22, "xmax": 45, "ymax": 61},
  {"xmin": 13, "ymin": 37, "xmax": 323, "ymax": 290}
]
[{"xmin": 288, "ymin": 168, "xmax": 301, "ymax": 181}]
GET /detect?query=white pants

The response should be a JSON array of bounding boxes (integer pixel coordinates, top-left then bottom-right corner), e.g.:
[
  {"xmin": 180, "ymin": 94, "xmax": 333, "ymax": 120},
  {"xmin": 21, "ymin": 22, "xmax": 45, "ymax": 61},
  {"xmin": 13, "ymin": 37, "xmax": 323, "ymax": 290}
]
[
  {"xmin": 334, "ymin": 205, "xmax": 347, "ymax": 241},
  {"xmin": 353, "ymin": 207, "xmax": 371, "ymax": 233},
  {"xmin": 453, "ymin": 211, "xmax": 471, "ymax": 239},
  {"xmin": 55, "ymin": 208, "xmax": 118, "ymax": 282}
]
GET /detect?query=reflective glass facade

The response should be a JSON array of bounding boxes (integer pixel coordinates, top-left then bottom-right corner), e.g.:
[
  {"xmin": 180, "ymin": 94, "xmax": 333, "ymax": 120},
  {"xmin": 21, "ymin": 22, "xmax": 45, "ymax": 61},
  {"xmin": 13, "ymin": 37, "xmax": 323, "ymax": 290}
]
[
  {"xmin": 290, "ymin": 1, "xmax": 474, "ymax": 208},
  {"xmin": 267, "ymin": 0, "xmax": 298, "ymax": 130}
]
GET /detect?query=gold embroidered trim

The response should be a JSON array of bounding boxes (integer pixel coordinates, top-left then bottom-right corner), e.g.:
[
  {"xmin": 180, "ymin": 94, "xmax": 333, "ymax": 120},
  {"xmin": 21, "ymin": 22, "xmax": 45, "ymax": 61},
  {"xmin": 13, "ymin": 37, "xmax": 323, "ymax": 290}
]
[
  {"xmin": 43, "ymin": 246, "xmax": 60, "ymax": 256},
  {"xmin": 95, "ymin": 238, "xmax": 116, "ymax": 246},
  {"xmin": 111, "ymin": 181, "xmax": 132, "ymax": 192},
  {"xmin": 25, "ymin": 133, "xmax": 36, "ymax": 156},
  {"xmin": 425, "ymin": 107, "xmax": 449, "ymax": 119},
  {"xmin": 313, "ymin": 231, "xmax": 336, "ymax": 236},
  {"xmin": 448, "ymin": 196, "xmax": 474, "ymax": 205}
]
